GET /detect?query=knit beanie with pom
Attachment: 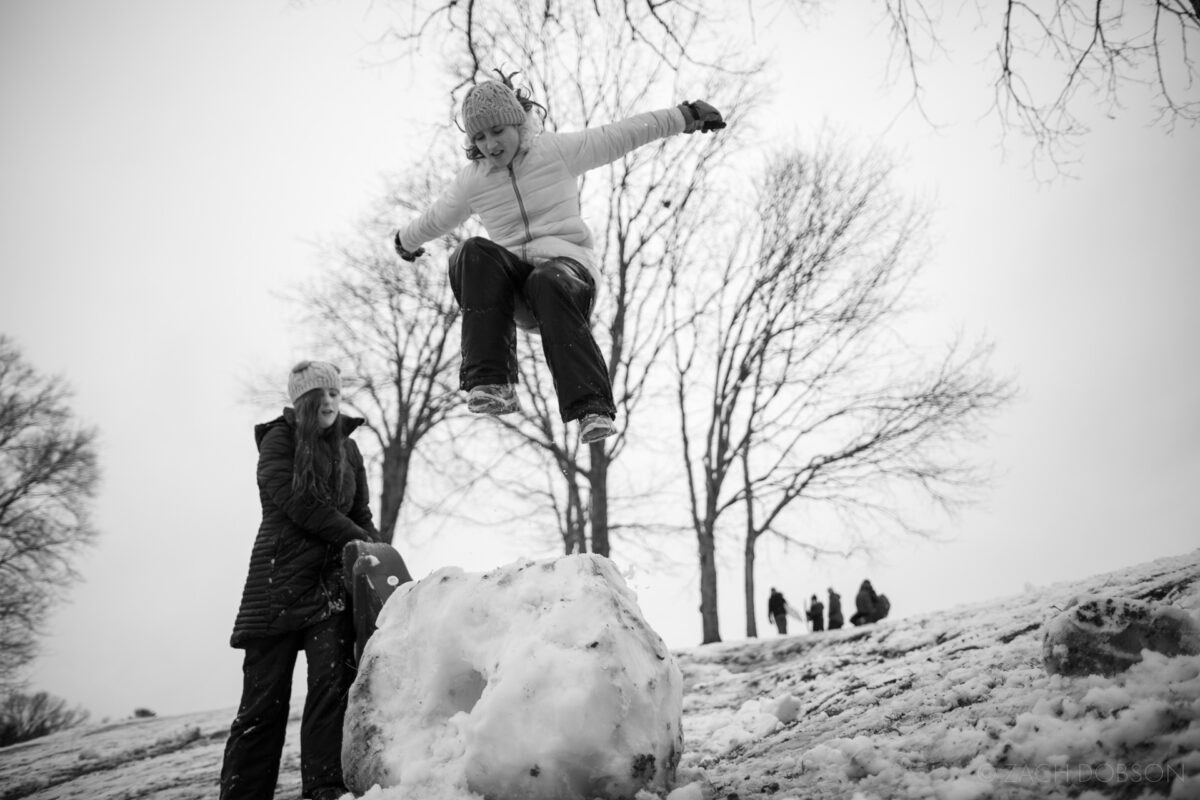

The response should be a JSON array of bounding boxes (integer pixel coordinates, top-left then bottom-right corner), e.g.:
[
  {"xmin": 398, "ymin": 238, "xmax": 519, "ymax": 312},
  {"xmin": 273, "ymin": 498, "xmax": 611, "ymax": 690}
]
[
  {"xmin": 462, "ymin": 80, "xmax": 527, "ymax": 138},
  {"xmin": 288, "ymin": 360, "xmax": 341, "ymax": 404}
]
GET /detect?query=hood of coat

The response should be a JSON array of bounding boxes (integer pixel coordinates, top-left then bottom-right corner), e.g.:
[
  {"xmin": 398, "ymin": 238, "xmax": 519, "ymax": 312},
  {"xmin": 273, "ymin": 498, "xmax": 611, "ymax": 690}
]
[{"xmin": 254, "ymin": 408, "xmax": 366, "ymax": 450}]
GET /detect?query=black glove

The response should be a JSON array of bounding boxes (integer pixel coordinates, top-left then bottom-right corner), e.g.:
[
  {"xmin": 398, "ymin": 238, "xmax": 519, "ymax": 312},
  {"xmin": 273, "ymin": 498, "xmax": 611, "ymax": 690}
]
[
  {"xmin": 393, "ymin": 232, "xmax": 425, "ymax": 262},
  {"xmin": 678, "ymin": 100, "xmax": 726, "ymax": 133}
]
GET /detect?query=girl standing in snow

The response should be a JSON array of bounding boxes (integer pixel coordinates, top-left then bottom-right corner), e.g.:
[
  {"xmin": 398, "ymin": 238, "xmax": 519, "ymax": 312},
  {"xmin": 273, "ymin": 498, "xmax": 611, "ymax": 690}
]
[
  {"xmin": 393, "ymin": 71, "xmax": 725, "ymax": 443},
  {"xmin": 220, "ymin": 361, "xmax": 377, "ymax": 800}
]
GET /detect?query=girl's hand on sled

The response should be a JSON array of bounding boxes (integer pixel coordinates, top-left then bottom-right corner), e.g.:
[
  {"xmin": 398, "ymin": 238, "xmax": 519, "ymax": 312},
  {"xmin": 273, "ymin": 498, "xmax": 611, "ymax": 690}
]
[
  {"xmin": 393, "ymin": 232, "xmax": 425, "ymax": 262},
  {"xmin": 679, "ymin": 100, "xmax": 726, "ymax": 133}
]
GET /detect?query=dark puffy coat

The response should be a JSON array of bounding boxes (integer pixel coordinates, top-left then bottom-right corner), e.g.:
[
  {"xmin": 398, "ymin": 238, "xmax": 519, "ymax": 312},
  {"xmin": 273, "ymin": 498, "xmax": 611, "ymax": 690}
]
[
  {"xmin": 230, "ymin": 410, "xmax": 377, "ymax": 648},
  {"xmin": 851, "ymin": 581, "xmax": 880, "ymax": 626},
  {"xmin": 856, "ymin": 584, "xmax": 877, "ymax": 618}
]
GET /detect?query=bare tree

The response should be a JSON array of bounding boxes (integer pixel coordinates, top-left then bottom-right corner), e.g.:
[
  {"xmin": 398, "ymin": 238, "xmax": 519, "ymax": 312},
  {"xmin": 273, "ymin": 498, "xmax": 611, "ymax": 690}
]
[
  {"xmin": 671, "ymin": 140, "xmax": 1014, "ymax": 643},
  {"xmin": 295, "ymin": 166, "xmax": 466, "ymax": 545},
  {"xmin": 882, "ymin": 0, "xmax": 1199, "ymax": 169},
  {"xmin": 583, "ymin": 75, "xmax": 756, "ymax": 558},
  {"xmin": 361, "ymin": 0, "xmax": 1198, "ymax": 168},
  {"xmin": 0, "ymin": 337, "xmax": 99, "ymax": 688},
  {"xmin": 369, "ymin": 0, "xmax": 727, "ymax": 83},
  {"xmin": 0, "ymin": 690, "xmax": 89, "ymax": 746}
]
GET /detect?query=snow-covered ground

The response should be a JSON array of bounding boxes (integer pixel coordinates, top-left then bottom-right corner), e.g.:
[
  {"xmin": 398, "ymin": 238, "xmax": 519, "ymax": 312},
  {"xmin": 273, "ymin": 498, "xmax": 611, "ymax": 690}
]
[{"xmin": 2, "ymin": 550, "xmax": 1197, "ymax": 800}]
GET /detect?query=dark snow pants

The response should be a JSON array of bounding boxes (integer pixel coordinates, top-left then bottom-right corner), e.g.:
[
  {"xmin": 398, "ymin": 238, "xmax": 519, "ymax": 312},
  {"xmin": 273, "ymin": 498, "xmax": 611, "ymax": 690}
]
[
  {"xmin": 448, "ymin": 237, "xmax": 615, "ymax": 422},
  {"xmin": 219, "ymin": 613, "xmax": 355, "ymax": 800}
]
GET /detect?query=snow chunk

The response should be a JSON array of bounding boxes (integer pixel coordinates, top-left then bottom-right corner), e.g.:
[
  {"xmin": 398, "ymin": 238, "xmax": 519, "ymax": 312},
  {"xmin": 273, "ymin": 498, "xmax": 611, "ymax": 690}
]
[
  {"xmin": 664, "ymin": 782, "xmax": 704, "ymax": 800},
  {"xmin": 342, "ymin": 554, "xmax": 683, "ymax": 800},
  {"xmin": 699, "ymin": 697, "xmax": 791, "ymax": 757},
  {"xmin": 1042, "ymin": 594, "xmax": 1200, "ymax": 676},
  {"xmin": 764, "ymin": 693, "xmax": 801, "ymax": 724},
  {"xmin": 801, "ymin": 736, "xmax": 891, "ymax": 780}
]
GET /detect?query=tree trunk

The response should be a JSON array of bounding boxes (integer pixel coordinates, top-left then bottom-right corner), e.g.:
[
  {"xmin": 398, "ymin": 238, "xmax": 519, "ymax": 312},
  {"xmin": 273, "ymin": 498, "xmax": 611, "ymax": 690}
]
[
  {"xmin": 742, "ymin": 450, "xmax": 757, "ymax": 637},
  {"xmin": 588, "ymin": 442, "xmax": 610, "ymax": 557},
  {"xmin": 563, "ymin": 459, "xmax": 588, "ymax": 554},
  {"xmin": 744, "ymin": 533, "xmax": 758, "ymax": 638},
  {"xmin": 377, "ymin": 445, "xmax": 410, "ymax": 545},
  {"xmin": 698, "ymin": 520, "xmax": 721, "ymax": 643}
]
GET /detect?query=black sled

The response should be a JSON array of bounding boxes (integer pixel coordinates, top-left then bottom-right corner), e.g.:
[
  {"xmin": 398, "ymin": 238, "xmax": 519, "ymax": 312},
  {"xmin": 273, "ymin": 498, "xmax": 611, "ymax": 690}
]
[{"xmin": 342, "ymin": 540, "xmax": 413, "ymax": 662}]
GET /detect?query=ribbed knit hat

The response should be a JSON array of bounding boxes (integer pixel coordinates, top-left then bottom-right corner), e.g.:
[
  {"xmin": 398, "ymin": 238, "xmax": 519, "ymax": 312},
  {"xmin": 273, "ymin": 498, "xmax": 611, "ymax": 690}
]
[
  {"xmin": 288, "ymin": 360, "xmax": 341, "ymax": 404},
  {"xmin": 462, "ymin": 80, "xmax": 527, "ymax": 138}
]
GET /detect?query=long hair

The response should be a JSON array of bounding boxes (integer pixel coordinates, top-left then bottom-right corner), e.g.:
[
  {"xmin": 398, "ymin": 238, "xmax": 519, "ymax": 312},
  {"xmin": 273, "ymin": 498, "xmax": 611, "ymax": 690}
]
[
  {"xmin": 463, "ymin": 68, "xmax": 546, "ymax": 161},
  {"xmin": 291, "ymin": 388, "xmax": 347, "ymax": 504}
]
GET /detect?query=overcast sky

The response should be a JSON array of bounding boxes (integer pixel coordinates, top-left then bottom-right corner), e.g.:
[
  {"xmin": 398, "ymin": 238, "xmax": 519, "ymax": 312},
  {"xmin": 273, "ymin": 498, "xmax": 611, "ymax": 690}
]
[{"xmin": 2, "ymin": 1, "xmax": 1197, "ymax": 721}]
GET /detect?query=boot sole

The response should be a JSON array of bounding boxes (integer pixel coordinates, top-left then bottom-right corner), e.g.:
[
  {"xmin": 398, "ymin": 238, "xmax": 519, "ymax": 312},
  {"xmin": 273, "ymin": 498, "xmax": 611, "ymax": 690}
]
[
  {"xmin": 468, "ymin": 397, "xmax": 520, "ymax": 415},
  {"xmin": 580, "ymin": 425, "xmax": 616, "ymax": 443}
]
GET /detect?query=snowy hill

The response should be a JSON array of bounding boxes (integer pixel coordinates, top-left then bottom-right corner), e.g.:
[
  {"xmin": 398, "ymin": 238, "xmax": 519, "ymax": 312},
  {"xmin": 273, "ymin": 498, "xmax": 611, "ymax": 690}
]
[{"xmin": 2, "ymin": 550, "xmax": 1198, "ymax": 800}]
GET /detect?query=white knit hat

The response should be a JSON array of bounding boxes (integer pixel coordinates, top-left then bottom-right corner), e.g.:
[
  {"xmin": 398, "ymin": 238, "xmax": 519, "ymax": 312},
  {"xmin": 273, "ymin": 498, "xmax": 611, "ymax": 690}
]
[
  {"xmin": 288, "ymin": 361, "xmax": 341, "ymax": 404},
  {"xmin": 462, "ymin": 80, "xmax": 527, "ymax": 138}
]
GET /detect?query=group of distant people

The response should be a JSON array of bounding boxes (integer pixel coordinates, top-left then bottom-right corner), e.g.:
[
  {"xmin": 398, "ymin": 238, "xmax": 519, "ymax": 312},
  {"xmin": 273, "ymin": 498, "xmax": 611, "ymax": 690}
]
[{"xmin": 767, "ymin": 581, "xmax": 890, "ymax": 635}]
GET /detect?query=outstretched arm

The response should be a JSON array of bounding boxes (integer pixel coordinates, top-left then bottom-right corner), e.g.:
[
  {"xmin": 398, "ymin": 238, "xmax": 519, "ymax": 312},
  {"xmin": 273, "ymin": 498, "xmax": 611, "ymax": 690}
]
[
  {"xmin": 554, "ymin": 101, "xmax": 726, "ymax": 176},
  {"xmin": 393, "ymin": 167, "xmax": 472, "ymax": 260}
]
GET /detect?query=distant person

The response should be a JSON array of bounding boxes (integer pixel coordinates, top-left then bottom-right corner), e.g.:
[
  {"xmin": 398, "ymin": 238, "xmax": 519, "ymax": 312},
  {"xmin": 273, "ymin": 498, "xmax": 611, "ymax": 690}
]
[
  {"xmin": 827, "ymin": 587, "xmax": 844, "ymax": 630},
  {"xmin": 220, "ymin": 361, "xmax": 379, "ymax": 800},
  {"xmin": 767, "ymin": 587, "xmax": 789, "ymax": 634},
  {"xmin": 807, "ymin": 594, "xmax": 825, "ymax": 632},
  {"xmin": 850, "ymin": 579, "xmax": 879, "ymax": 626}
]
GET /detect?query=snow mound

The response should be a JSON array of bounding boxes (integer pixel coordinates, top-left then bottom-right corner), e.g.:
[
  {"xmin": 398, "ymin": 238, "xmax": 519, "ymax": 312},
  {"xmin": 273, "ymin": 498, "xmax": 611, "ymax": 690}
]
[
  {"xmin": 342, "ymin": 554, "xmax": 683, "ymax": 800},
  {"xmin": 677, "ymin": 549, "xmax": 1200, "ymax": 799}
]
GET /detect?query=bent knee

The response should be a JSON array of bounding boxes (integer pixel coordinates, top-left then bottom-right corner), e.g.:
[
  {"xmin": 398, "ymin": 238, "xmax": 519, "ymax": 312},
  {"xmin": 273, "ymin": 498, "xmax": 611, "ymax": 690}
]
[
  {"xmin": 526, "ymin": 261, "xmax": 589, "ymax": 297},
  {"xmin": 452, "ymin": 236, "xmax": 498, "ymax": 264}
]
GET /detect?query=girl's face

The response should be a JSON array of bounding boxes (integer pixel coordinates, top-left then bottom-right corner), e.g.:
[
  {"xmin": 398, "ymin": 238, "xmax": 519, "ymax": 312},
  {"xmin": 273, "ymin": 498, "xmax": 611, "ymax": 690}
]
[
  {"xmin": 474, "ymin": 124, "xmax": 521, "ymax": 168},
  {"xmin": 316, "ymin": 387, "xmax": 340, "ymax": 429}
]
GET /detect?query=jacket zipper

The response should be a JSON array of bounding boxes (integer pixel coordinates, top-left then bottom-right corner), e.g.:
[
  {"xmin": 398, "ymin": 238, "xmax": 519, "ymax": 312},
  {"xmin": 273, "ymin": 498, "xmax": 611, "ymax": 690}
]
[{"xmin": 508, "ymin": 163, "xmax": 533, "ymax": 261}]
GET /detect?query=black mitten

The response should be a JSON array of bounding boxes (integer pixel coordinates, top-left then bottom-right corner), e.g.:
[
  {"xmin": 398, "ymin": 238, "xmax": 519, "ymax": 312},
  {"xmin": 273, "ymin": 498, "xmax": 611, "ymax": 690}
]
[
  {"xmin": 393, "ymin": 232, "xmax": 426, "ymax": 262},
  {"xmin": 678, "ymin": 100, "xmax": 726, "ymax": 133}
]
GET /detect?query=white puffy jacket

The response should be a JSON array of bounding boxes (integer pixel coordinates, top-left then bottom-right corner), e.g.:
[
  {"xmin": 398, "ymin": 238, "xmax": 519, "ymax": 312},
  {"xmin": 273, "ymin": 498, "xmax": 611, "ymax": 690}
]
[{"xmin": 397, "ymin": 107, "xmax": 688, "ymax": 284}]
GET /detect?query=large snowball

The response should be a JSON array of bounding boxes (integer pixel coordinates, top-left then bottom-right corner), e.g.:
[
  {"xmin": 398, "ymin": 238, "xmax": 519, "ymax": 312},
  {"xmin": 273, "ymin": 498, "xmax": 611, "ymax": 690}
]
[{"xmin": 343, "ymin": 554, "xmax": 684, "ymax": 800}]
